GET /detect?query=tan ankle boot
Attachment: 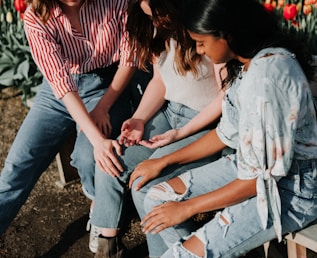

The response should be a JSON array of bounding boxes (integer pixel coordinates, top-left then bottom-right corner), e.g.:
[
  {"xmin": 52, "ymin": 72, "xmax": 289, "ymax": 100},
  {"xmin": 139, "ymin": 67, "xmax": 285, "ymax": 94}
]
[{"xmin": 94, "ymin": 236, "xmax": 126, "ymax": 258}]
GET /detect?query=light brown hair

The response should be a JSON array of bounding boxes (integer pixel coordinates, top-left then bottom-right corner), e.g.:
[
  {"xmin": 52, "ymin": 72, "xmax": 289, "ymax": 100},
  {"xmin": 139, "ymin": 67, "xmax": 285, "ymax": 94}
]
[
  {"xmin": 26, "ymin": 0, "xmax": 92, "ymax": 23},
  {"xmin": 127, "ymin": 0, "xmax": 202, "ymax": 76}
]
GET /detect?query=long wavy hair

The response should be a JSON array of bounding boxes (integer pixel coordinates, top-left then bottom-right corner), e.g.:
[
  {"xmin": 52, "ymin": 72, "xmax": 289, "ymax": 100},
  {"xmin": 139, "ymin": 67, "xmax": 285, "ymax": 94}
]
[
  {"xmin": 25, "ymin": 0, "xmax": 53, "ymax": 22},
  {"xmin": 183, "ymin": 0, "xmax": 314, "ymax": 88},
  {"xmin": 127, "ymin": 0, "xmax": 201, "ymax": 75}
]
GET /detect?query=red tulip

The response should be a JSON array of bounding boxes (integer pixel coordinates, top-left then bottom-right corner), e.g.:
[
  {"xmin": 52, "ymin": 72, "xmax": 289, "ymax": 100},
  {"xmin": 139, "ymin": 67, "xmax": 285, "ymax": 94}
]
[
  {"xmin": 303, "ymin": 4, "xmax": 312, "ymax": 15},
  {"xmin": 14, "ymin": 0, "xmax": 27, "ymax": 13},
  {"xmin": 263, "ymin": 3, "xmax": 275, "ymax": 12},
  {"xmin": 283, "ymin": 4, "xmax": 297, "ymax": 20}
]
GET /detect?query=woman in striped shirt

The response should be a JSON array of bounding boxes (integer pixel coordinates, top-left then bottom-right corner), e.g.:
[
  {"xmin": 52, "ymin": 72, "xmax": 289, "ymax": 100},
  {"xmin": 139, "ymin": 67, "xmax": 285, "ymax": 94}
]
[{"xmin": 0, "ymin": 0, "xmax": 137, "ymax": 241}]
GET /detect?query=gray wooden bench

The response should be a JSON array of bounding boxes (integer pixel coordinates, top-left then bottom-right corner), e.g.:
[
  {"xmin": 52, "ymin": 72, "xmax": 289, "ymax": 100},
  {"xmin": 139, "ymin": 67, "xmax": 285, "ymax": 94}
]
[
  {"xmin": 54, "ymin": 130, "xmax": 79, "ymax": 188},
  {"xmin": 285, "ymin": 223, "xmax": 317, "ymax": 258}
]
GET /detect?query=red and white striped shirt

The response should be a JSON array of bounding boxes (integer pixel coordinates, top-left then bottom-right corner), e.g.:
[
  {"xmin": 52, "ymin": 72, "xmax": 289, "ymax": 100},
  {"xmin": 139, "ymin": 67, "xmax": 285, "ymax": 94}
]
[{"xmin": 24, "ymin": 0, "xmax": 137, "ymax": 99}]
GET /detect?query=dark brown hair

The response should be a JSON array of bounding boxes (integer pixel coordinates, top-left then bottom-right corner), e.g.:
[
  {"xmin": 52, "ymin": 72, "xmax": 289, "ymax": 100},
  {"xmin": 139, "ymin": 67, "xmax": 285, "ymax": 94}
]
[{"xmin": 184, "ymin": 0, "xmax": 314, "ymax": 87}]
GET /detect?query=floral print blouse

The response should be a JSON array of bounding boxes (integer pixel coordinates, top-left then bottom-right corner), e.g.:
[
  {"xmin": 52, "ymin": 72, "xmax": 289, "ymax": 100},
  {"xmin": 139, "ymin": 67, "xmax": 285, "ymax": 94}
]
[{"xmin": 216, "ymin": 47, "xmax": 317, "ymax": 241}]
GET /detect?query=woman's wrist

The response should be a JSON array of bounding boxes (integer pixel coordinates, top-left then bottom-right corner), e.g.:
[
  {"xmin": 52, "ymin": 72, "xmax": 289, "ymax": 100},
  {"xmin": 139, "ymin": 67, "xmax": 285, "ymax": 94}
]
[
  {"xmin": 160, "ymin": 153, "xmax": 175, "ymax": 168},
  {"xmin": 182, "ymin": 199, "xmax": 196, "ymax": 219},
  {"xmin": 175, "ymin": 127, "xmax": 187, "ymax": 140},
  {"xmin": 90, "ymin": 132, "xmax": 107, "ymax": 147}
]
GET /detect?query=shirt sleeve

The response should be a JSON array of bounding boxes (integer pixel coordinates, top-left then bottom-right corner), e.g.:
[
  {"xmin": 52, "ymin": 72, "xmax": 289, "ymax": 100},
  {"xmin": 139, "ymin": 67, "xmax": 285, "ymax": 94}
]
[
  {"xmin": 24, "ymin": 8, "xmax": 77, "ymax": 99},
  {"xmin": 216, "ymin": 85, "xmax": 240, "ymax": 149},
  {"xmin": 237, "ymin": 73, "xmax": 300, "ymax": 181}
]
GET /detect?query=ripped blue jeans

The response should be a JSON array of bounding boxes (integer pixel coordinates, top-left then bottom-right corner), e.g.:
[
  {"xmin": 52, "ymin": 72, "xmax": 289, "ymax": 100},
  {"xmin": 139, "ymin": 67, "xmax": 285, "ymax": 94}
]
[{"xmin": 143, "ymin": 156, "xmax": 317, "ymax": 257}]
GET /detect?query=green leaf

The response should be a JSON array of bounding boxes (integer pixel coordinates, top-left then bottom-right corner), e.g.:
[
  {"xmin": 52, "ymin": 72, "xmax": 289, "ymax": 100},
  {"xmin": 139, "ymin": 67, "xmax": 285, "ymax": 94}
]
[
  {"xmin": 16, "ymin": 59, "xmax": 30, "ymax": 79},
  {"xmin": 0, "ymin": 63, "xmax": 15, "ymax": 74},
  {"xmin": 0, "ymin": 53, "xmax": 13, "ymax": 65},
  {"xmin": 2, "ymin": 47, "xmax": 17, "ymax": 62},
  {"xmin": 10, "ymin": 33, "xmax": 31, "ymax": 52},
  {"xmin": 0, "ymin": 68, "xmax": 15, "ymax": 86}
]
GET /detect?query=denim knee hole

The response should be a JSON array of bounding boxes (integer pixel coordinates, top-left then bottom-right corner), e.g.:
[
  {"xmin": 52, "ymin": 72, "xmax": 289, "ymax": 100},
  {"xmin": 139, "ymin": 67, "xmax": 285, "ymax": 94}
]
[
  {"xmin": 147, "ymin": 172, "xmax": 192, "ymax": 202},
  {"xmin": 216, "ymin": 209, "xmax": 233, "ymax": 238},
  {"xmin": 172, "ymin": 240, "xmax": 206, "ymax": 258}
]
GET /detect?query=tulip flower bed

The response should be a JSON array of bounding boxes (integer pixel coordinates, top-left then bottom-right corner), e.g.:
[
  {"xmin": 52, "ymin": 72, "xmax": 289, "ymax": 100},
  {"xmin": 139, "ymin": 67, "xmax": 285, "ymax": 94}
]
[
  {"xmin": 0, "ymin": 0, "xmax": 42, "ymax": 104},
  {"xmin": 261, "ymin": 0, "xmax": 317, "ymax": 55}
]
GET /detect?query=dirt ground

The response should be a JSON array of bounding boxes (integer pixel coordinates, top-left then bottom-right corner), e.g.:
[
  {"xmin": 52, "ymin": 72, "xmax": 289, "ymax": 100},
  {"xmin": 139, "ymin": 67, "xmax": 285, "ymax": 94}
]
[
  {"xmin": 0, "ymin": 88, "xmax": 316, "ymax": 258},
  {"xmin": 0, "ymin": 88, "xmax": 148, "ymax": 258}
]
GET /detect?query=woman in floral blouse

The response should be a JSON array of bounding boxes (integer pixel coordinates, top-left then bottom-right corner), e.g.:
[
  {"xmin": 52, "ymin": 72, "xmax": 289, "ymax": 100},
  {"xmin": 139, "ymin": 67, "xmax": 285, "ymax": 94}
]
[{"xmin": 129, "ymin": 0, "xmax": 317, "ymax": 256}]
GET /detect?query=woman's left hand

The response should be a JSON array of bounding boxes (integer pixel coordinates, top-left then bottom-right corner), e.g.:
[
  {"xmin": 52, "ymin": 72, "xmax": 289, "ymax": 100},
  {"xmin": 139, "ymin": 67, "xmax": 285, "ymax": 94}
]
[
  {"xmin": 139, "ymin": 129, "xmax": 179, "ymax": 148},
  {"xmin": 141, "ymin": 201, "xmax": 191, "ymax": 234}
]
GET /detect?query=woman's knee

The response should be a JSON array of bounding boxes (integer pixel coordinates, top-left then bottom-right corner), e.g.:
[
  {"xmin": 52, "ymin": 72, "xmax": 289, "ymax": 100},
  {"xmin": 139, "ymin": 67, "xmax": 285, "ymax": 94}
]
[
  {"xmin": 182, "ymin": 235, "xmax": 205, "ymax": 257},
  {"xmin": 144, "ymin": 172, "xmax": 192, "ymax": 213}
]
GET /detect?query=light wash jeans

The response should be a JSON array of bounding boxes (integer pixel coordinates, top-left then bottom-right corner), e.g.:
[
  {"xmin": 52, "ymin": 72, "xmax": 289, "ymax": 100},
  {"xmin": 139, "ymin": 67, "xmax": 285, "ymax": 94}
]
[
  {"xmin": 143, "ymin": 156, "xmax": 317, "ymax": 258},
  {"xmin": 0, "ymin": 67, "xmax": 131, "ymax": 235},
  {"xmin": 90, "ymin": 102, "xmax": 220, "ymax": 253}
]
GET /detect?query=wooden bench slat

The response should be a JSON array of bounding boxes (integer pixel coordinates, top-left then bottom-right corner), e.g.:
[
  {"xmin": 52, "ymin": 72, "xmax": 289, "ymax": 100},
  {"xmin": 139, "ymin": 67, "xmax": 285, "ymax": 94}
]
[{"xmin": 285, "ymin": 223, "xmax": 317, "ymax": 256}]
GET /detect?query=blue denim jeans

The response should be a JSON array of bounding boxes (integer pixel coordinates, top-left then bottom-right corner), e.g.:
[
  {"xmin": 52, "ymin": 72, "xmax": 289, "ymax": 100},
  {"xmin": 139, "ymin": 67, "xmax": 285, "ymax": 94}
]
[
  {"xmin": 143, "ymin": 156, "xmax": 317, "ymax": 257},
  {"xmin": 70, "ymin": 75, "xmax": 131, "ymax": 200},
  {"xmin": 0, "ymin": 69, "xmax": 131, "ymax": 235},
  {"xmin": 90, "ymin": 101, "xmax": 220, "ymax": 256}
]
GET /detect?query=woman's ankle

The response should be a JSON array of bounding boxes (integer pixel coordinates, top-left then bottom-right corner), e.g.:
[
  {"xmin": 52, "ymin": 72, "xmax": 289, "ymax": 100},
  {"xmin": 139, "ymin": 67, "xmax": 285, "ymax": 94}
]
[{"xmin": 100, "ymin": 228, "xmax": 120, "ymax": 237}]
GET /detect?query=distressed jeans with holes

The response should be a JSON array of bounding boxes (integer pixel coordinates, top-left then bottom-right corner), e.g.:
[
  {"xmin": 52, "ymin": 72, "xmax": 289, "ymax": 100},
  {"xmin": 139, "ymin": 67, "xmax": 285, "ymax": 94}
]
[
  {"xmin": 91, "ymin": 102, "xmax": 220, "ymax": 257},
  {"xmin": 132, "ymin": 145, "xmax": 221, "ymax": 258},
  {"xmin": 144, "ymin": 156, "xmax": 317, "ymax": 258}
]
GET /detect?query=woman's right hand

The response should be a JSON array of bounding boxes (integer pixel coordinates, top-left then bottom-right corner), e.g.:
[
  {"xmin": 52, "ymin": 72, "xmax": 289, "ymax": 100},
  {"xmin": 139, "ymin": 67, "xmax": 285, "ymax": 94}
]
[
  {"xmin": 139, "ymin": 129, "xmax": 179, "ymax": 148},
  {"xmin": 129, "ymin": 158, "xmax": 167, "ymax": 191},
  {"xmin": 93, "ymin": 138, "xmax": 124, "ymax": 177},
  {"xmin": 119, "ymin": 118, "xmax": 145, "ymax": 146}
]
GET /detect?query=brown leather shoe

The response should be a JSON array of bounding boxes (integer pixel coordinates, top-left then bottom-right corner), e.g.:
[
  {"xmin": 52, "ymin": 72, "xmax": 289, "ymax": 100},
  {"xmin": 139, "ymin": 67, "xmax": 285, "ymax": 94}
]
[{"xmin": 94, "ymin": 236, "xmax": 127, "ymax": 258}]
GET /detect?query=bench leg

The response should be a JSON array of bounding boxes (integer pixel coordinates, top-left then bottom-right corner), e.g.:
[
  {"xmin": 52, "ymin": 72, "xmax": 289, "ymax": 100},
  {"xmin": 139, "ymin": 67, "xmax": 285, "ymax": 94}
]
[
  {"xmin": 55, "ymin": 131, "xmax": 79, "ymax": 188},
  {"xmin": 263, "ymin": 241, "xmax": 270, "ymax": 258},
  {"xmin": 287, "ymin": 240, "xmax": 307, "ymax": 258}
]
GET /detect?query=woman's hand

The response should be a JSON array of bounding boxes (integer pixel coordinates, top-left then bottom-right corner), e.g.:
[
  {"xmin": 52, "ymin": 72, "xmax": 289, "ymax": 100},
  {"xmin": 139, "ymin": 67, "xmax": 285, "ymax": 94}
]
[
  {"xmin": 119, "ymin": 118, "xmax": 145, "ymax": 146},
  {"xmin": 90, "ymin": 106, "xmax": 112, "ymax": 138},
  {"xmin": 129, "ymin": 158, "xmax": 166, "ymax": 190},
  {"xmin": 139, "ymin": 129, "xmax": 179, "ymax": 149},
  {"xmin": 93, "ymin": 138, "xmax": 124, "ymax": 177},
  {"xmin": 141, "ymin": 201, "xmax": 192, "ymax": 234}
]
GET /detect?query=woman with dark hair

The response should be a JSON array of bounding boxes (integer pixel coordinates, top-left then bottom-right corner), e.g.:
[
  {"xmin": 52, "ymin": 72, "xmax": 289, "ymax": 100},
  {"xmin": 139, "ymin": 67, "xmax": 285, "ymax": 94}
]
[
  {"xmin": 89, "ymin": 0, "xmax": 224, "ymax": 256},
  {"xmin": 136, "ymin": 0, "xmax": 317, "ymax": 257}
]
